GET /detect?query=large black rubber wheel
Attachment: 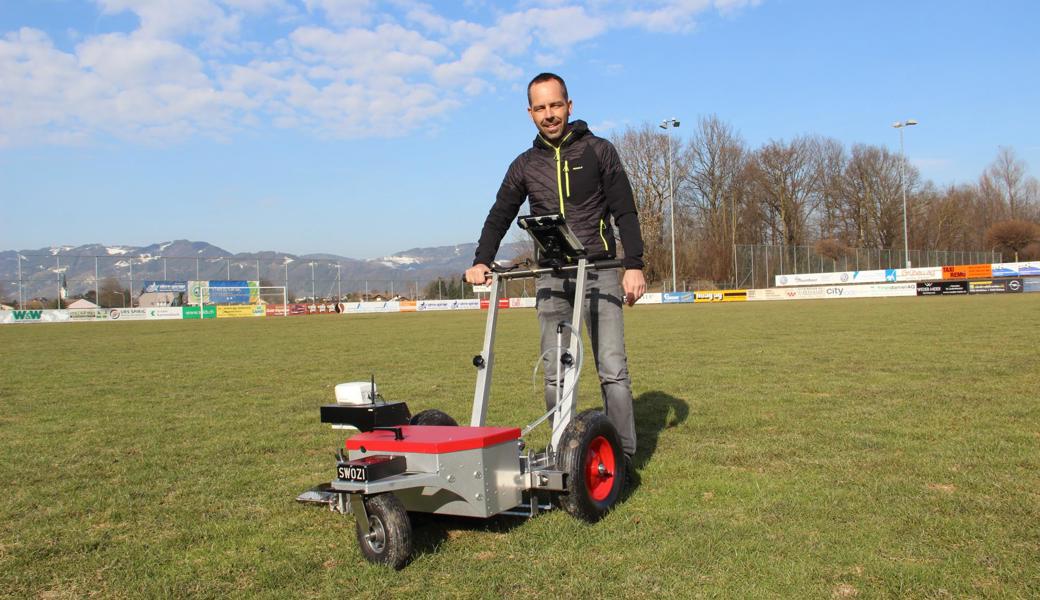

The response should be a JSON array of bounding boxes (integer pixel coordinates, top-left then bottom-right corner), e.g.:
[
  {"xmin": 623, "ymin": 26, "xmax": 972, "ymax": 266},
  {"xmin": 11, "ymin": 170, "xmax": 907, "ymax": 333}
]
[
  {"xmin": 355, "ymin": 493, "xmax": 412, "ymax": 569},
  {"xmin": 557, "ymin": 409, "xmax": 627, "ymax": 522},
  {"xmin": 409, "ymin": 409, "xmax": 458, "ymax": 427}
]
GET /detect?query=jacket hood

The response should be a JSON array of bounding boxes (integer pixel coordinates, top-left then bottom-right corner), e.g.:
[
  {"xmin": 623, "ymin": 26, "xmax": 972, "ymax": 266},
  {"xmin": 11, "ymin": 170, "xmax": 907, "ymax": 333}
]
[{"xmin": 533, "ymin": 119, "xmax": 590, "ymax": 150}]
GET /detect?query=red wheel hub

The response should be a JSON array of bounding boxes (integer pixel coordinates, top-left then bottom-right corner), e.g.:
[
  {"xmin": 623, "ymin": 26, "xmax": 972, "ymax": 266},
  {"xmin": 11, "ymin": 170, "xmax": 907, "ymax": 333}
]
[{"xmin": 584, "ymin": 435, "xmax": 616, "ymax": 501}]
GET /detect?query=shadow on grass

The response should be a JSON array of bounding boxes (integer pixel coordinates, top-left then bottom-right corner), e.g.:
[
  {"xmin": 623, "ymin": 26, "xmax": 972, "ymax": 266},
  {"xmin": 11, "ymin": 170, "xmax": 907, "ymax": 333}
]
[
  {"xmin": 409, "ymin": 510, "xmax": 527, "ymax": 562},
  {"xmin": 631, "ymin": 390, "xmax": 690, "ymax": 471},
  {"xmin": 409, "ymin": 391, "xmax": 689, "ymax": 562}
]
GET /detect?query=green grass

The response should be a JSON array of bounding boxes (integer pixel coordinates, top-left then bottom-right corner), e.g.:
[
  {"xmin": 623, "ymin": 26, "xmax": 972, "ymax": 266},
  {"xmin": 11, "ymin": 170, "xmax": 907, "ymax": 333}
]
[{"xmin": 2, "ymin": 296, "xmax": 1039, "ymax": 598}]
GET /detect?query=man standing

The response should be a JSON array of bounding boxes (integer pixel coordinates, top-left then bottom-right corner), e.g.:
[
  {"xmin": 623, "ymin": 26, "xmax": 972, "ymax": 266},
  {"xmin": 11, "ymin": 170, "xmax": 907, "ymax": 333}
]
[{"xmin": 464, "ymin": 72, "xmax": 646, "ymax": 462}]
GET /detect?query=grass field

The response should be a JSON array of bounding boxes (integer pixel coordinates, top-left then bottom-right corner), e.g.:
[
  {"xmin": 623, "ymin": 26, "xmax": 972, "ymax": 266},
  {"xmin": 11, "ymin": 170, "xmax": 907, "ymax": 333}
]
[{"xmin": 2, "ymin": 295, "xmax": 1039, "ymax": 598}]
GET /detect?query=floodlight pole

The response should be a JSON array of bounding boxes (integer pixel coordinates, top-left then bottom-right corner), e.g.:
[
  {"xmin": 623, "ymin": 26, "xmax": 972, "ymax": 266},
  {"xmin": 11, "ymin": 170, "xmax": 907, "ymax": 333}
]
[
  {"xmin": 660, "ymin": 118, "xmax": 680, "ymax": 292},
  {"xmin": 893, "ymin": 119, "xmax": 918, "ymax": 269},
  {"xmin": 309, "ymin": 262, "xmax": 316, "ymax": 301}
]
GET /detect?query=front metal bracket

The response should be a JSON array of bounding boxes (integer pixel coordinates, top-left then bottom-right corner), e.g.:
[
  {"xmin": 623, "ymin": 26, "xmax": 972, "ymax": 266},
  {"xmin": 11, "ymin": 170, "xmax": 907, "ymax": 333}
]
[{"xmin": 347, "ymin": 493, "xmax": 367, "ymax": 523}]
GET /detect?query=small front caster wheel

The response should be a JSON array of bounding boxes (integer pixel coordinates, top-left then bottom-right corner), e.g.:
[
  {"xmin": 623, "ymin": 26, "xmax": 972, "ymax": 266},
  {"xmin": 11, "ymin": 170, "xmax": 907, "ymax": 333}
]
[{"xmin": 355, "ymin": 493, "xmax": 412, "ymax": 569}]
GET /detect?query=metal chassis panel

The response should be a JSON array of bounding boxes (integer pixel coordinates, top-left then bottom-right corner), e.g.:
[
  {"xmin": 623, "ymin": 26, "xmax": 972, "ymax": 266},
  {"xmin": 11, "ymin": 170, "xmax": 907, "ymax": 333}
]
[{"xmin": 331, "ymin": 440, "xmax": 524, "ymax": 518}]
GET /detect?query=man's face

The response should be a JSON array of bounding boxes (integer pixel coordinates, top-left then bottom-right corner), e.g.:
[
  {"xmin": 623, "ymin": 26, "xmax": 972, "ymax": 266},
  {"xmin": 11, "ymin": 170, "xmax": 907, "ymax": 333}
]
[{"xmin": 527, "ymin": 80, "xmax": 572, "ymax": 142}]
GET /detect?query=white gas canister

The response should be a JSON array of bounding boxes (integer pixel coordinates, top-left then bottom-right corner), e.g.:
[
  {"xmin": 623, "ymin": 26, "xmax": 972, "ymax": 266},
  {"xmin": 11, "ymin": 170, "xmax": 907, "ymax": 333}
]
[{"xmin": 334, "ymin": 381, "xmax": 376, "ymax": 405}]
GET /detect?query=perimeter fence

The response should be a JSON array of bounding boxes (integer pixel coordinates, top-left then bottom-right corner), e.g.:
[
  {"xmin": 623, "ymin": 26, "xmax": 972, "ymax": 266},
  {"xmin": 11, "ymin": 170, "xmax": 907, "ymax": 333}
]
[
  {"xmin": 0, "ymin": 254, "xmax": 543, "ymax": 309},
  {"xmin": 733, "ymin": 245, "xmax": 1001, "ymax": 290}
]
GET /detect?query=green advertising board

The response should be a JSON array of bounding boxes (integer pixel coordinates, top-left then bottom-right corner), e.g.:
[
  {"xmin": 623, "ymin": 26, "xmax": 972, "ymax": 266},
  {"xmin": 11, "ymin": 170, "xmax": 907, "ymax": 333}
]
[{"xmin": 182, "ymin": 306, "xmax": 217, "ymax": 319}]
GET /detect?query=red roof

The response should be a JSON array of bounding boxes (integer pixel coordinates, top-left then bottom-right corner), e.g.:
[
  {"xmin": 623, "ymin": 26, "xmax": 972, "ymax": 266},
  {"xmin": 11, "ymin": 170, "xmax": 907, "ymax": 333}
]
[{"xmin": 346, "ymin": 425, "xmax": 520, "ymax": 454}]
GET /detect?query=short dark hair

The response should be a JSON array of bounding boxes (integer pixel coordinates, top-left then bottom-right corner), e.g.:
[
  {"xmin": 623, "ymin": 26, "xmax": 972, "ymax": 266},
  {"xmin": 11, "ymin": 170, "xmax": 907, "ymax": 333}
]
[{"xmin": 527, "ymin": 72, "xmax": 568, "ymax": 106}]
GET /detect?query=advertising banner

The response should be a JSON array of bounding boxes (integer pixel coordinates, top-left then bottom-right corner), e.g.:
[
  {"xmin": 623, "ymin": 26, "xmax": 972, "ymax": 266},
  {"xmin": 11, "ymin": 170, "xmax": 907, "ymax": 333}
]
[
  {"xmin": 1025, "ymin": 277, "xmax": 1040, "ymax": 293},
  {"xmin": 342, "ymin": 301, "xmax": 401, "ymax": 314},
  {"xmin": 662, "ymin": 292, "xmax": 695, "ymax": 303},
  {"xmin": 216, "ymin": 305, "xmax": 266, "ymax": 318},
  {"xmin": 635, "ymin": 292, "xmax": 663, "ymax": 305},
  {"xmin": 305, "ymin": 303, "xmax": 339, "ymax": 314},
  {"xmin": 943, "ymin": 264, "xmax": 992, "ymax": 280},
  {"xmin": 690, "ymin": 290, "xmax": 748, "ymax": 303},
  {"xmin": 776, "ymin": 267, "xmax": 945, "ymax": 287},
  {"xmin": 992, "ymin": 261, "xmax": 1040, "ymax": 277},
  {"xmin": 508, "ymin": 297, "xmax": 537, "ymax": 308},
  {"xmin": 142, "ymin": 280, "xmax": 188, "ymax": 293},
  {"xmin": 968, "ymin": 279, "xmax": 1024, "ymax": 294},
  {"xmin": 182, "ymin": 306, "xmax": 217, "ymax": 319},
  {"xmin": 749, "ymin": 283, "xmax": 915, "ymax": 301},
  {"xmin": 107, "ymin": 308, "xmax": 148, "ymax": 320},
  {"xmin": 478, "ymin": 298, "xmax": 511, "ymax": 309},
  {"xmin": 187, "ymin": 281, "xmax": 207, "ymax": 304},
  {"xmin": 418, "ymin": 299, "xmax": 481, "ymax": 311},
  {"xmin": 776, "ymin": 272, "xmax": 850, "ymax": 286},
  {"xmin": 1, "ymin": 309, "xmax": 71, "ymax": 324},
  {"xmin": 747, "ymin": 288, "xmax": 791, "ymax": 301},
  {"xmin": 68, "ymin": 309, "xmax": 108, "ymax": 321},
  {"xmin": 399, "ymin": 300, "xmax": 417, "ymax": 312},
  {"xmin": 146, "ymin": 307, "xmax": 183, "ymax": 320},
  {"xmin": 208, "ymin": 280, "xmax": 259, "ymax": 304},
  {"xmin": 916, "ymin": 280, "xmax": 969, "ymax": 296}
]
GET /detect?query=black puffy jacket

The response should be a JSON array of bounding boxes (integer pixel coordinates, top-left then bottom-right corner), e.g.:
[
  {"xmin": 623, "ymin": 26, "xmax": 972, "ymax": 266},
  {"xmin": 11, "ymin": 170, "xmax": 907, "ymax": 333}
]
[{"xmin": 473, "ymin": 120, "xmax": 645, "ymax": 270}]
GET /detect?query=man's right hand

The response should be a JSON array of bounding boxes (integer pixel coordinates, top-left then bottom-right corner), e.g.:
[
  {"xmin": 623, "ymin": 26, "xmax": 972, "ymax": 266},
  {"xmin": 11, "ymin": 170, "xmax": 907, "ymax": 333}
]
[{"xmin": 465, "ymin": 263, "xmax": 492, "ymax": 285}]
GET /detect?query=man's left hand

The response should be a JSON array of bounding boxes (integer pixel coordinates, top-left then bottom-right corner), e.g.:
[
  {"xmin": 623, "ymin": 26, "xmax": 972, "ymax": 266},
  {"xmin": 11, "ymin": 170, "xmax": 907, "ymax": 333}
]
[{"xmin": 622, "ymin": 269, "xmax": 646, "ymax": 306}]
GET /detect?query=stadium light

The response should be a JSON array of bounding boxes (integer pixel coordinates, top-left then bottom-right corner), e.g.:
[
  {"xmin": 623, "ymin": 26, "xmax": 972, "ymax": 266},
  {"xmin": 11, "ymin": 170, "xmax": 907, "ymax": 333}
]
[
  {"xmin": 659, "ymin": 117, "xmax": 680, "ymax": 292},
  {"xmin": 892, "ymin": 119, "xmax": 918, "ymax": 268}
]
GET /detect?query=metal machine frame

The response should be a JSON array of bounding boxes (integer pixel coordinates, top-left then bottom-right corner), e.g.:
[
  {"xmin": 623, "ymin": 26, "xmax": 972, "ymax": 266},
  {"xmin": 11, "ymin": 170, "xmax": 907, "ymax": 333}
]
[{"xmin": 301, "ymin": 214, "xmax": 628, "ymax": 568}]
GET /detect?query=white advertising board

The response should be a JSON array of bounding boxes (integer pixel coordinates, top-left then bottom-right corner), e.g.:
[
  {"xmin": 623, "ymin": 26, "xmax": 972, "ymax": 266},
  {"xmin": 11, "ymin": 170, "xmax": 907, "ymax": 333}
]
[
  {"xmin": 992, "ymin": 261, "xmax": 1040, "ymax": 277},
  {"xmin": 749, "ymin": 283, "xmax": 916, "ymax": 301},
  {"xmin": 146, "ymin": 307, "xmax": 183, "ymax": 320},
  {"xmin": 342, "ymin": 301, "xmax": 400, "ymax": 314},
  {"xmin": 777, "ymin": 267, "xmax": 944, "ymax": 287},
  {"xmin": 107, "ymin": 308, "xmax": 149, "ymax": 320},
  {"xmin": 636, "ymin": 293, "xmax": 663, "ymax": 305},
  {"xmin": 508, "ymin": 297, "xmax": 537, "ymax": 308},
  {"xmin": 1, "ymin": 309, "xmax": 71, "ymax": 324},
  {"xmin": 68, "ymin": 309, "xmax": 109, "ymax": 321},
  {"xmin": 416, "ymin": 299, "xmax": 481, "ymax": 311}
]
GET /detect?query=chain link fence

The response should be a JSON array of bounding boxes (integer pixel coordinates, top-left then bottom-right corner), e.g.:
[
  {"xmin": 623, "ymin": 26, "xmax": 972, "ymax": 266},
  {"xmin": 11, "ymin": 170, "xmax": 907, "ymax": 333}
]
[
  {"xmin": 1, "ymin": 254, "xmax": 542, "ymax": 309},
  {"xmin": 733, "ymin": 245, "xmax": 1002, "ymax": 290}
]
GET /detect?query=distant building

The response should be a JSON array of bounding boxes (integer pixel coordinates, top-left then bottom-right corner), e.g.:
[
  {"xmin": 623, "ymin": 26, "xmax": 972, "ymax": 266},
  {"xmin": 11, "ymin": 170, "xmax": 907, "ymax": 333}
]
[{"xmin": 67, "ymin": 298, "xmax": 99, "ymax": 309}]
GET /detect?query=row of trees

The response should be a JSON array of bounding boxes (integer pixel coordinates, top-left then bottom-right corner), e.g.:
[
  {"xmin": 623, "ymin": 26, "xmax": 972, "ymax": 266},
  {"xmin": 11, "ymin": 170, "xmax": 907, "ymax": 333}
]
[{"xmin": 612, "ymin": 117, "xmax": 1040, "ymax": 285}]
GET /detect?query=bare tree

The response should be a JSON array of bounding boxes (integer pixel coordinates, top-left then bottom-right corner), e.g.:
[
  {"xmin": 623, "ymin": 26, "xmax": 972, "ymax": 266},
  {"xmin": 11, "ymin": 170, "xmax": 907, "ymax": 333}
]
[
  {"xmin": 611, "ymin": 124, "xmax": 688, "ymax": 285},
  {"xmin": 841, "ymin": 144, "xmax": 915, "ymax": 249},
  {"xmin": 747, "ymin": 136, "xmax": 823, "ymax": 247},
  {"xmin": 683, "ymin": 115, "xmax": 747, "ymax": 283},
  {"xmin": 982, "ymin": 147, "xmax": 1037, "ymax": 220}
]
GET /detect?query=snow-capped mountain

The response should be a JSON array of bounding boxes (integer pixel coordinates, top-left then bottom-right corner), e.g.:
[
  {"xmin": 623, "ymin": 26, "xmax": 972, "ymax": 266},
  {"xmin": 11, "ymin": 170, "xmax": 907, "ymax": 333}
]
[{"xmin": 0, "ymin": 239, "xmax": 527, "ymax": 300}]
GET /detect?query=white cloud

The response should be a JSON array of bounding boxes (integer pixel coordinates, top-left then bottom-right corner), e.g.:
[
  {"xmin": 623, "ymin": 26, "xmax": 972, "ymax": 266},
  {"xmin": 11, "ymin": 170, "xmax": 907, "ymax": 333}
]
[
  {"xmin": 96, "ymin": 0, "xmax": 241, "ymax": 45},
  {"xmin": 0, "ymin": 1, "xmax": 764, "ymax": 146},
  {"xmin": 304, "ymin": 0, "xmax": 375, "ymax": 26}
]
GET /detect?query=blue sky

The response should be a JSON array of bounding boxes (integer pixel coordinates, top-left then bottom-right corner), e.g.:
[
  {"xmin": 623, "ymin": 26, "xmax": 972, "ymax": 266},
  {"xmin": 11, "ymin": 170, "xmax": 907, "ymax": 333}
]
[{"xmin": 2, "ymin": 0, "xmax": 1038, "ymax": 258}]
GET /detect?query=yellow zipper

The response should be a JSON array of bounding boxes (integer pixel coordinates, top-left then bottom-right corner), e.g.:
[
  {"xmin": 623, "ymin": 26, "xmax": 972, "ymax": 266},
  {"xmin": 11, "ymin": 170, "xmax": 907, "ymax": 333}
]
[
  {"xmin": 540, "ymin": 132, "xmax": 573, "ymax": 216},
  {"xmin": 564, "ymin": 160, "xmax": 570, "ymax": 198},
  {"xmin": 599, "ymin": 219, "xmax": 608, "ymax": 250}
]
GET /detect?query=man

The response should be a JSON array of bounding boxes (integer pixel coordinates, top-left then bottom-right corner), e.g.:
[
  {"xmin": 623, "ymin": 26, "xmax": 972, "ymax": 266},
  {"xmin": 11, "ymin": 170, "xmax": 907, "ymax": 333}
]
[{"xmin": 464, "ymin": 72, "xmax": 646, "ymax": 461}]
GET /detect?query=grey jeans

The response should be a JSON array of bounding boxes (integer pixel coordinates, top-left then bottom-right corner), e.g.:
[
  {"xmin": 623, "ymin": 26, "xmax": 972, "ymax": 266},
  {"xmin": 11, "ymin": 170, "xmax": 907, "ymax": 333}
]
[{"xmin": 536, "ymin": 268, "xmax": 636, "ymax": 457}]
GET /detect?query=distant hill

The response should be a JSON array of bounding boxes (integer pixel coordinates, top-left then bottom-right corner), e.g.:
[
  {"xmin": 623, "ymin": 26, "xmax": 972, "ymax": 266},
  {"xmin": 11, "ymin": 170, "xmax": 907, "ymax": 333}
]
[{"xmin": 0, "ymin": 239, "xmax": 527, "ymax": 301}]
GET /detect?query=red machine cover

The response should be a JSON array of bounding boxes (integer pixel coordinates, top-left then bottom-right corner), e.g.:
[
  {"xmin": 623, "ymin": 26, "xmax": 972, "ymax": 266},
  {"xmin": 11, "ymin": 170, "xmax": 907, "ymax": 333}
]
[{"xmin": 346, "ymin": 425, "xmax": 521, "ymax": 454}]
